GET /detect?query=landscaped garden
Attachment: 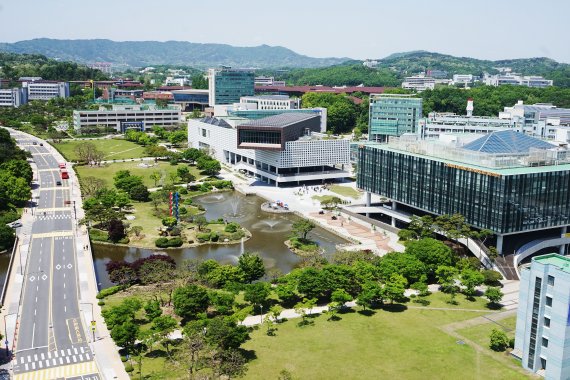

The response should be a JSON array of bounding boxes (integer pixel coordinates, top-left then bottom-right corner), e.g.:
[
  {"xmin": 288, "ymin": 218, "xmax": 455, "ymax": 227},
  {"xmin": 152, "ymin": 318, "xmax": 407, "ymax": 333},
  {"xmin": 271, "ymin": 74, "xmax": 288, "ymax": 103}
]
[{"xmin": 56, "ymin": 138, "xmax": 147, "ymax": 161}]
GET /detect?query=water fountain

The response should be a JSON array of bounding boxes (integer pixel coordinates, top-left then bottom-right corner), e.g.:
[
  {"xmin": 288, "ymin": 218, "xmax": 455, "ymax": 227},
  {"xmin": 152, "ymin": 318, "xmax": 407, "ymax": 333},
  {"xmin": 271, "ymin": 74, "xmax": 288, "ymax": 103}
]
[
  {"xmin": 230, "ymin": 197, "xmax": 241, "ymax": 217},
  {"xmin": 265, "ymin": 220, "xmax": 279, "ymax": 229}
]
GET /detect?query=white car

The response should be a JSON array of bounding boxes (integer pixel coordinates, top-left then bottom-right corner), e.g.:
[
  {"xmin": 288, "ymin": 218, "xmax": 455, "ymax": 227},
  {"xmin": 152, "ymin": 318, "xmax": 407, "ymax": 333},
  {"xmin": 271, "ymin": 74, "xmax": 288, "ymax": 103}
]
[{"xmin": 7, "ymin": 221, "xmax": 22, "ymax": 228}]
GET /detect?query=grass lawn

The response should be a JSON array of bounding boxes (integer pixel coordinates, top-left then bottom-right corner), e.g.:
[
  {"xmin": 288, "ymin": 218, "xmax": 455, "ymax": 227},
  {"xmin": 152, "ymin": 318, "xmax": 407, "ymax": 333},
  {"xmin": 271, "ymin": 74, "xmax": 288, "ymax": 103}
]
[
  {"xmin": 242, "ymin": 307, "xmax": 530, "ymax": 380},
  {"xmin": 329, "ymin": 184, "xmax": 362, "ymax": 199},
  {"xmin": 75, "ymin": 161, "xmax": 202, "ymax": 189},
  {"xmin": 54, "ymin": 139, "xmax": 147, "ymax": 161},
  {"xmin": 457, "ymin": 315, "xmax": 518, "ymax": 353}
]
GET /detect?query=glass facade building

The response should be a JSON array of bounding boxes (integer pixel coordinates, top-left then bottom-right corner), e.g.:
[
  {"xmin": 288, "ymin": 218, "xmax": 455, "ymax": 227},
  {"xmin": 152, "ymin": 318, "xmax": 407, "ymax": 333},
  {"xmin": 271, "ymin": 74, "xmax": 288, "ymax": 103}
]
[
  {"xmin": 357, "ymin": 143, "xmax": 570, "ymax": 235},
  {"xmin": 369, "ymin": 94, "xmax": 422, "ymax": 142},
  {"xmin": 208, "ymin": 67, "xmax": 254, "ymax": 106}
]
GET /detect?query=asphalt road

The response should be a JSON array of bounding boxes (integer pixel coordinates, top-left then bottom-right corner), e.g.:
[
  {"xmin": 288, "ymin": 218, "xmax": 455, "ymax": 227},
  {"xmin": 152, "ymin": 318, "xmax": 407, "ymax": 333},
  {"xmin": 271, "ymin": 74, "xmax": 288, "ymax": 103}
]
[{"xmin": 9, "ymin": 135, "xmax": 93, "ymax": 376}]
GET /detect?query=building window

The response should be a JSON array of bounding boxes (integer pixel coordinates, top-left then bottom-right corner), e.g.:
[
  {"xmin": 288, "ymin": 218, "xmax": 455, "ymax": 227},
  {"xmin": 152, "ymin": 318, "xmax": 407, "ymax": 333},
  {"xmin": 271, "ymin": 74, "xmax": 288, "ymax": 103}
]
[
  {"xmin": 544, "ymin": 317, "xmax": 550, "ymax": 328},
  {"xmin": 547, "ymin": 275, "xmax": 554, "ymax": 286},
  {"xmin": 546, "ymin": 296, "xmax": 553, "ymax": 307},
  {"xmin": 542, "ymin": 338, "xmax": 549, "ymax": 348}
]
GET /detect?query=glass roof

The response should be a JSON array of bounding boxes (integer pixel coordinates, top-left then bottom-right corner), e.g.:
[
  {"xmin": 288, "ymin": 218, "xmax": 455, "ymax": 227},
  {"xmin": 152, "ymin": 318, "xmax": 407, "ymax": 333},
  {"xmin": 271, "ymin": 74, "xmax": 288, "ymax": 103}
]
[{"xmin": 463, "ymin": 130, "xmax": 554, "ymax": 154}]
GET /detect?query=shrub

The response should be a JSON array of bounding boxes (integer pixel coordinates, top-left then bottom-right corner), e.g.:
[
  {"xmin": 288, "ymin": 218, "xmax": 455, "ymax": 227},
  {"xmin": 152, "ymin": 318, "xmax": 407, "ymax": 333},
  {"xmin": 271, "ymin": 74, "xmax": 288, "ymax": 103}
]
[
  {"xmin": 196, "ymin": 233, "xmax": 211, "ymax": 242},
  {"xmin": 225, "ymin": 222, "xmax": 240, "ymax": 233},
  {"xmin": 117, "ymin": 237, "xmax": 130, "ymax": 244},
  {"xmin": 124, "ymin": 363, "xmax": 134, "ymax": 372},
  {"xmin": 155, "ymin": 237, "xmax": 170, "ymax": 248},
  {"xmin": 179, "ymin": 206, "xmax": 188, "ymax": 215},
  {"xmin": 96, "ymin": 285, "xmax": 123, "ymax": 299},
  {"xmin": 167, "ymin": 237, "xmax": 183, "ymax": 247},
  {"xmin": 482, "ymin": 270, "xmax": 503, "ymax": 285},
  {"xmin": 489, "ymin": 328, "xmax": 510, "ymax": 351},
  {"xmin": 210, "ymin": 232, "xmax": 219, "ymax": 242},
  {"xmin": 230, "ymin": 230, "xmax": 245, "ymax": 240},
  {"xmin": 170, "ymin": 226, "xmax": 182, "ymax": 236},
  {"xmin": 178, "ymin": 188, "xmax": 188, "ymax": 195},
  {"xmin": 98, "ymin": 301, "xmax": 105, "ymax": 306}
]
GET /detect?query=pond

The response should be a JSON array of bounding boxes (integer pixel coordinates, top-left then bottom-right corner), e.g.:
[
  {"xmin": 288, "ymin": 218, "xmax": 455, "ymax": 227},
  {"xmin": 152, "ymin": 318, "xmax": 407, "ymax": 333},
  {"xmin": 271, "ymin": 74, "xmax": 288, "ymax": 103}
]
[{"xmin": 92, "ymin": 191, "xmax": 348, "ymax": 288}]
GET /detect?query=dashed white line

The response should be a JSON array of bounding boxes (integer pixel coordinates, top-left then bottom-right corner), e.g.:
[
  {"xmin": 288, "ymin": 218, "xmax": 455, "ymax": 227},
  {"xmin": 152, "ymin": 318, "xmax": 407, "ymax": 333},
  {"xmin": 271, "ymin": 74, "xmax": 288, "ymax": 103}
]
[
  {"xmin": 40, "ymin": 353, "xmax": 44, "ymax": 360},
  {"xmin": 67, "ymin": 348, "xmax": 71, "ymax": 356},
  {"xmin": 66, "ymin": 356, "xmax": 70, "ymax": 364}
]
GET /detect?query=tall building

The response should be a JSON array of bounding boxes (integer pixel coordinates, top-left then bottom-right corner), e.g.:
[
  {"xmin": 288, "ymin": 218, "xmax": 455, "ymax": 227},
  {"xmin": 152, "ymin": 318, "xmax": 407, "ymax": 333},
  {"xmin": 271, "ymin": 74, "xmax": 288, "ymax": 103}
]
[
  {"xmin": 356, "ymin": 130, "xmax": 570, "ymax": 256},
  {"xmin": 514, "ymin": 253, "xmax": 570, "ymax": 379},
  {"xmin": 188, "ymin": 113, "xmax": 350, "ymax": 186},
  {"xmin": 208, "ymin": 67, "xmax": 254, "ymax": 106},
  {"xmin": 368, "ymin": 94, "xmax": 423, "ymax": 142}
]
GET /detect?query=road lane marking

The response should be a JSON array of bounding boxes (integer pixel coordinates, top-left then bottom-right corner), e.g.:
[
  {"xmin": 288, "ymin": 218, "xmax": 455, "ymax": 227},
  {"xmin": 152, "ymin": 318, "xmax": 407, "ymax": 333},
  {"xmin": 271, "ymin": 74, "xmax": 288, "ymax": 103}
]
[{"xmin": 31, "ymin": 323, "xmax": 35, "ymax": 347}]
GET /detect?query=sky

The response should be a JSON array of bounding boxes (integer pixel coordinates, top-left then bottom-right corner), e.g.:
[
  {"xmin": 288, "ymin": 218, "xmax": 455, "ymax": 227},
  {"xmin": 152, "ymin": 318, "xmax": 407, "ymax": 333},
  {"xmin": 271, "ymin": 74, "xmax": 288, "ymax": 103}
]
[{"xmin": 0, "ymin": 0, "xmax": 569, "ymax": 63}]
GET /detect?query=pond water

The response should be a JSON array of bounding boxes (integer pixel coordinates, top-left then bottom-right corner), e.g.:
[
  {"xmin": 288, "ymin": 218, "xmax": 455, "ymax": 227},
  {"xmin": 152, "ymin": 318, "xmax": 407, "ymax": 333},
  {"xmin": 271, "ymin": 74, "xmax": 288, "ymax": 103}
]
[{"xmin": 92, "ymin": 191, "xmax": 347, "ymax": 288}]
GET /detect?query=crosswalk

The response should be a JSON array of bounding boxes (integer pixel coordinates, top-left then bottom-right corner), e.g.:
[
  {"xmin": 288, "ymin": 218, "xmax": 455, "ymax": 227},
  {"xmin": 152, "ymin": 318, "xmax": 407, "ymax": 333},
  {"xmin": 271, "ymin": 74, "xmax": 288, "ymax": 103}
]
[
  {"xmin": 13, "ymin": 361, "xmax": 98, "ymax": 380},
  {"xmin": 36, "ymin": 214, "xmax": 72, "ymax": 221},
  {"xmin": 16, "ymin": 346, "xmax": 92, "ymax": 373}
]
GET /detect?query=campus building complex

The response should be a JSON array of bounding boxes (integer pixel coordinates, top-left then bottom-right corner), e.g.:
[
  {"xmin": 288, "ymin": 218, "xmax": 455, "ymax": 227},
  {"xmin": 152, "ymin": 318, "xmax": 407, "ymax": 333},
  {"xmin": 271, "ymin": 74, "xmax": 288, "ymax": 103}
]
[
  {"xmin": 369, "ymin": 94, "xmax": 423, "ymax": 142},
  {"xmin": 208, "ymin": 67, "xmax": 254, "ymax": 106},
  {"xmin": 356, "ymin": 130, "xmax": 570, "ymax": 256},
  {"xmin": 514, "ymin": 253, "xmax": 570, "ymax": 379},
  {"xmin": 0, "ymin": 88, "xmax": 26, "ymax": 107},
  {"xmin": 188, "ymin": 113, "xmax": 350, "ymax": 186},
  {"xmin": 24, "ymin": 80, "xmax": 69, "ymax": 100},
  {"xmin": 73, "ymin": 104, "xmax": 181, "ymax": 132},
  {"xmin": 483, "ymin": 73, "xmax": 553, "ymax": 88}
]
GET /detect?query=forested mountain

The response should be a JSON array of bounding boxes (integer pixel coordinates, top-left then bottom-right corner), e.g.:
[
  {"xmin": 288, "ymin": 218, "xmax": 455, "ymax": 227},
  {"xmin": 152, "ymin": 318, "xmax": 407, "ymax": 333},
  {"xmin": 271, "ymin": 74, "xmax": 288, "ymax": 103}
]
[{"xmin": 0, "ymin": 39, "xmax": 349, "ymax": 68}]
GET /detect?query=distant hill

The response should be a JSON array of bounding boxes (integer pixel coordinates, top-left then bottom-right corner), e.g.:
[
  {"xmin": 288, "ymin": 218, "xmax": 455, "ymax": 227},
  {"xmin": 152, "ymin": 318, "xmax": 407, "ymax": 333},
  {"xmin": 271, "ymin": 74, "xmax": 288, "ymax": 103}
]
[
  {"xmin": 267, "ymin": 51, "xmax": 570, "ymax": 87},
  {"xmin": 0, "ymin": 39, "xmax": 350, "ymax": 68}
]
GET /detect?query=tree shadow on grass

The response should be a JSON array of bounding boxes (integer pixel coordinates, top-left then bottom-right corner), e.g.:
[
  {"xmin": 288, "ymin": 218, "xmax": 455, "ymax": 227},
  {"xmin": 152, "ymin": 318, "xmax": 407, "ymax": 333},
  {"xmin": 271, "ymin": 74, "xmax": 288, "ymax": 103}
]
[
  {"xmin": 239, "ymin": 348, "xmax": 257, "ymax": 362},
  {"xmin": 338, "ymin": 307, "xmax": 355, "ymax": 315},
  {"xmin": 357, "ymin": 309, "xmax": 376, "ymax": 317},
  {"xmin": 486, "ymin": 302, "xmax": 503, "ymax": 310},
  {"xmin": 382, "ymin": 304, "xmax": 408, "ymax": 313},
  {"xmin": 145, "ymin": 349, "xmax": 168, "ymax": 358},
  {"xmin": 327, "ymin": 315, "xmax": 342, "ymax": 322}
]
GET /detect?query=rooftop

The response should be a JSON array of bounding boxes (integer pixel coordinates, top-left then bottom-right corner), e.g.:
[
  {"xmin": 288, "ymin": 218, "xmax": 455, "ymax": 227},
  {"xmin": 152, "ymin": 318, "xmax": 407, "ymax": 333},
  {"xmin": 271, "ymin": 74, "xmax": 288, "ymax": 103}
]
[
  {"xmin": 533, "ymin": 253, "xmax": 570, "ymax": 274},
  {"xmin": 239, "ymin": 113, "xmax": 318, "ymax": 129},
  {"xmin": 463, "ymin": 130, "xmax": 555, "ymax": 154}
]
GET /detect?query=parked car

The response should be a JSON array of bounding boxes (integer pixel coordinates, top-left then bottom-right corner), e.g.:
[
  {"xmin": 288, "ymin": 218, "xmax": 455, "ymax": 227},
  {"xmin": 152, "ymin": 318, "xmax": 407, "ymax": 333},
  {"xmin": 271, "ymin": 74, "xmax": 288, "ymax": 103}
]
[
  {"xmin": 56, "ymin": 180, "xmax": 62, "ymax": 186},
  {"xmin": 7, "ymin": 221, "xmax": 22, "ymax": 228},
  {"xmin": 32, "ymin": 142, "xmax": 37, "ymax": 145},
  {"xmin": 39, "ymin": 143, "xmax": 43, "ymax": 146}
]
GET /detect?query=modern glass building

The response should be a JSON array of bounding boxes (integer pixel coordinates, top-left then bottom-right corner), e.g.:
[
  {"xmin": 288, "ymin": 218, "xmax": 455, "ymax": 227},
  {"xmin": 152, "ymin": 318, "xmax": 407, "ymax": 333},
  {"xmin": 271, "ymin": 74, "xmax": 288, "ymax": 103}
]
[
  {"xmin": 514, "ymin": 253, "xmax": 570, "ymax": 379},
  {"xmin": 357, "ymin": 131, "xmax": 570, "ymax": 254},
  {"xmin": 369, "ymin": 94, "xmax": 422, "ymax": 142},
  {"xmin": 208, "ymin": 67, "xmax": 254, "ymax": 106}
]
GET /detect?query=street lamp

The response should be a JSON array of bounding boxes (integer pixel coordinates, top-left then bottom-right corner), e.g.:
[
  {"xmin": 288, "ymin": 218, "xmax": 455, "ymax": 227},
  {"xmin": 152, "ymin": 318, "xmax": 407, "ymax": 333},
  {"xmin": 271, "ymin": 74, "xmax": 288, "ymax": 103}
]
[
  {"xmin": 260, "ymin": 304, "xmax": 263, "ymax": 325},
  {"xmin": 80, "ymin": 302, "xmax": 95, "ymax": 343},
  {"xmin": 3, "ymin": 313, "xmax": 15, "ymax": 359}
]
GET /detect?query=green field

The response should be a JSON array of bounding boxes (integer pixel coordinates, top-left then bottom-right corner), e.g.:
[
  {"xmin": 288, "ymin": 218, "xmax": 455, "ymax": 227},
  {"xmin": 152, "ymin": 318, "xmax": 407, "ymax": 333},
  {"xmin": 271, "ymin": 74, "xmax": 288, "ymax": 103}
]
[
  {"xmin": 242, "ymin": 306, "xmax": 529, "ymax": 380},
  {"xmin": 55, "ymin": 139, "xmax": 147, "ymax": 161},
  {"xmin": 329, "ymin": 184, "xmax": 362, "ymax": 199},
  {"xmin": 457, "ymin": 315, "xmax": 517, "ymax": 352},
  {"xmin": 75, "ymin": 161, "xmax": 202, "ymax": 189}
]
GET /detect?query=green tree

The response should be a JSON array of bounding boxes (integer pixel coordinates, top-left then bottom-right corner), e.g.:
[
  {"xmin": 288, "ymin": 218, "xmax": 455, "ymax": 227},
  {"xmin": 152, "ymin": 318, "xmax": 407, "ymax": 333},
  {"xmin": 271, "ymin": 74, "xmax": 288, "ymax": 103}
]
[
  {"xmin": 460, "ymin": 269, "xmax": 485, "ymax": 298},
  {"xmin": 244, "ymin": 282, "xmax": 270, "ymax": 307},
  {"xmin": 485, "ymin": 286, "xmax": 504, "ymax": 306},
  {"xmin": 377, "ymin": 252, "xmax": 426, "ymax": 284},
  {"xmin": 237, "ymin": 252, "xmax": 265, "ymax": 283},
  {"xmin": 489, "ymin": 328, "xmax": 509, "ymax": 352},
  {"xmin": 297, "ymin": 267, "xmax": 327, "ymax": 299},
  {"xmin": 128, "ymin": 184, "xmax": 150, "ymax": 202},
  {"xmin": 151, "ymin": 315, "xmax": 178, "ymax": 357},
  {"xmin": 144, "ymin": 299, "xmax": 162, "ymax": 321},
  {"xmin": 150, "ymin": 171, "xmax": 162, "ymax": 187},
  {"xmin": 384, "ymin": 274, "xmax": 408, "ymax": 304},
  {"xmin": 191, "ymin": 74, "xmax": 208, "ymax": 89},
  {"xmin": 194, "ymin": 215, "xmax": 207, "ymax": 231},
  {"xmin": 356, "ymin": 282, "xmax": 385, "ymax": 310},
  {"xmin": 182, "ymin": 148, "xmax": 204, "ymax": 164},
  {"xmin": 205, "ymin": 317, "xmax": 250, "ymax": 350},
  {"xmin": 275, "ymin": 283, "xmax": 298, "ymax": 306},
  {"xmin": 436, "ymin": 266, "xmax": 459, "ymax": 293},
  {"xmin": 177, "ymin": 165, "xmax": 195, "ymax": 185},
  {"xmin": 110, "ymin": 321, "xmax": 139, "ymax": 355},
  {"xmin": 331, "ymin": 288, "xmax": 352, "ymax": 309},
  {"xmin": 209, "ymin": 290, "xmax": 235, "ymax": 315},
  {"xmin": 197, "ymin": 157, "xmax": 221, "ymax": 176},
  {"xmin": 0, "ymin": 225, "xmax": 16, "ymax": 252},
  {"xmin": 162, "ymin": 216, "xmax": 178, "ymax": 228},
  {"xmin": 405, "ymin": 238, "xmax": 455, "ymax": 277},
  {"xmin": 291, "ymin": 219, "xmax": 315, "ymax": 240},
  {"xmin": 130, "ymin": 225, "xmax": 143, "ymax": 238},
  {"xmin": 172, "ymin": 285, "xmax": 210, "ymax": 320}
]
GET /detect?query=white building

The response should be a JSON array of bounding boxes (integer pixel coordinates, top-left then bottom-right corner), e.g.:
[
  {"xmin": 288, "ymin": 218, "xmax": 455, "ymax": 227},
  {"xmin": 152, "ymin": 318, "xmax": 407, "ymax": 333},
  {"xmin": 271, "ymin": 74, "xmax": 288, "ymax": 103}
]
[
  {"xmin": 238, "ymin": 95, "xmax": 300, "ymax": 110},
  {"xmin": 188, "ymin": 113, "xmax": 350, "ymax": 186},
  {"xmin": 24, "ymin": 81, "xmax": 69, "ymax": 100},
  {"xmin": 514, "ymin": 253, "xmax": 570, "ymax": 379},
  {"xmin": 164, "ymin": 76, "xmax": 191, "ymax": 87},
  {"xmin": 0, "ymin": 88, "xmax": 25, "ymax": 107},
  {"xmin": 254, "ymin": 76, "xmax": 285, "ymax": 87},
  {"xmin": 73, "ymin": 104, "xmax": 181, "ymax": 132},
  {"xmin": 483, "ymin": 73, "xmax": 553, "ymax": 88},
  {"xmin": 401, "ymin": 75, "xmax": 435, "ymax": 92},
  {"xmin": 451, "ymin": 74, "xmax": 476, "ymax": 86},
  {"xmin": 362, "ymin": 59, "xmax": 379, "ymax": 68}
]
